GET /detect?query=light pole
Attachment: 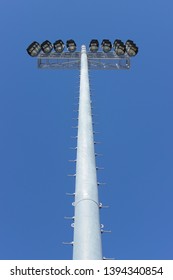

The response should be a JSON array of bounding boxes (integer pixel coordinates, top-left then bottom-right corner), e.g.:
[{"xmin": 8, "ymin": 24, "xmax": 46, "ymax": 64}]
[
  {"xmin": 72, "ymin": 45, "xmax": 102, "ymax": 259},
  {"xmin": 26, "ymin": 39, "xmax": 138, "ymax": 260}
]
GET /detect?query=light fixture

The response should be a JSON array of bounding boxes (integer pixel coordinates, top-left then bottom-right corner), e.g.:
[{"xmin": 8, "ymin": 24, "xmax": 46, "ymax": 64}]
[
  {"xmin": 113, "ymin": 39, "xmax": 126, "ymax": 56},
  {"xmin": 54, "ymin": 40, "xmax": 65, "ymax": 53},
  {"xmin": 66, "ymin": 39, "xmax": 76, "ymax": 52},
  {"xmin": 89, "ymin": 39, "xmax": 99, "ymax": 52},
  {"xmin": 101, "ymin": 39, "xmax": 112, "ymax": 53},
  {"xmin": 41, "ymin": 40, "xmax": 53, "ymax": 54},
  {"xmin": 125, "ymin": 40, "xmax": 138, "ymax": 56},
  {"xmin": 26, "ymin": 41, "xmax": 41, "ymax": 57}
]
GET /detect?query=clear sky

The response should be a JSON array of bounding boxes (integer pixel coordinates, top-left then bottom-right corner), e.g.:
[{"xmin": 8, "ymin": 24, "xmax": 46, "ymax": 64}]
[{"xmin": 0, "ymin": 0, "xmax": 173, "ymax": 260}]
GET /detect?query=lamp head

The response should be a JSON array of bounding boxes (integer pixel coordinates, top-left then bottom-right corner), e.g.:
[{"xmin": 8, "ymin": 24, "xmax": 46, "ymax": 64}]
[
  {"xmin": 89, "ymin": 39, "xmax": 99, "ymax": 52},
  {"xmin": 113, "ymin": 39, "xmax": 126, "ymax": 56},
  {"xmin": 125, "ymin": 40, "xmax": 138, "ymax": 56},
  {"xmin": 54, "ymin": 40, "xmax": 64, "ymax": 53},
  {"xmin": 101, "ymin": 39, "xmax": 112, "ymax": 53},
  {"xmin": 66, "ymin": 39, "xmax": 76, "ymax": 52},
  {"xmin": 26, "ymin": 41, "xmax": 41, "ymax": 57},
  {"xmin": 41, "ymin": 40, "xmax": 53, "ymax": 54}
]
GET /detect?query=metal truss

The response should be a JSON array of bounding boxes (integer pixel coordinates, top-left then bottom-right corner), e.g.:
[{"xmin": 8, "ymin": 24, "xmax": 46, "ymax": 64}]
[{"xmin": 37, "ymin": 51, "xmax": 130, "ymax": 70}]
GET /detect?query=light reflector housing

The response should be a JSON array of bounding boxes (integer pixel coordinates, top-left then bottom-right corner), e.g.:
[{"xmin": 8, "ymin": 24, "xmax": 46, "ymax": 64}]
[
  {"xmin": 113, "ymin": 39, "xmax": 126, "ymax": 56},
  {"xmin": 66, "ymin": 39, "xmax": 76, "ymax": 52},
  {"xmin": 26, "ymin": 41, "xmax": 41, "ymax": 57},
  {"xmin": 125, "ymin": 40, "xmax": 138, "ymax": 56},
  {"xmin": 54, "ymin": 39, "xmax": 65, "ymax": 53},
  {"xmin": 89, "ymin": 39, "xmax": 99, "ymax": 52},
  {"xmin": 41, "ymin": 40, "xmax": 53, "ymax": 54},
  {"xmin": 101, "ymin": 39, "xmax": 112, "ymax": 53}
]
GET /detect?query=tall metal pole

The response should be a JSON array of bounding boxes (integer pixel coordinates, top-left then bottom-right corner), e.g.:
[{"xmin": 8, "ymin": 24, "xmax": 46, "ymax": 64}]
[
  {"xmin": 28, "ymin": 38, "xmax": 135, "ymax": 259},
  {"xmin": 72, "ymin": 45, "xmax": 102, "ymax": 260}
]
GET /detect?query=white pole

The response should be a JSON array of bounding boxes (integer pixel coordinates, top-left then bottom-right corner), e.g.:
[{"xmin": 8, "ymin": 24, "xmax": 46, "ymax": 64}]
[{"xmin": 72, "ymin": 45, "xmax": 102, "ymax": 260}]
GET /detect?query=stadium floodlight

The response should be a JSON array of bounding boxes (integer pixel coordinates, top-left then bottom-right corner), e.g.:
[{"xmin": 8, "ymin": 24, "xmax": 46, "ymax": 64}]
[
  {"xmin": 54, "ymin": 39, "xmax": 65, "ymax": 53},
  {"xmin": 66, "ymin": 39, "xmax": 76, "ymax": 52},
  {"xmin": 113, "ymin": 39, "xmax": 126, "ymax": 56},
  {"xmin": 27, "ymin": 38, "xmax": 138, "ymax": 260},
  {"xmin": 41, "ymin": 40, "xmax": 53, "ymax": 54},
  {"xmin": 89, "ymin": 39, "xmax": 99, "ymax": 52},
  {"xmin": 26, "ymin": 41, "xmax": 41, "ymax": 57},
  {"xmin": 125, "ymin": 40, "xmax": 138, "ymax": 56},
  {"xmin": 101, "ymin": 39, "xmax": 112, "ymax": 53}
]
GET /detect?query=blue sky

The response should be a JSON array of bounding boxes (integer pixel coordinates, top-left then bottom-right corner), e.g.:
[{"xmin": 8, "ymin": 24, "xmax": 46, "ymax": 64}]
[{"xmin": 0, "ymin": 0, "xmax": 173, "ymax": 260}]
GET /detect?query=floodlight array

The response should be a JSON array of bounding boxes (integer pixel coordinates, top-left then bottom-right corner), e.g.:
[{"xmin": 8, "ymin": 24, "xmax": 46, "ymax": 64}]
[
  {"xmin": 97, "ymin": 39, "xmax": 138, "ymax": 56},
  {"xmin": 26, "ymin": 39, "xmax": 138, "ymax": 57},
  {"xmin": 26, "ymin": 39, "xmax": 77, "ymax": 57}
]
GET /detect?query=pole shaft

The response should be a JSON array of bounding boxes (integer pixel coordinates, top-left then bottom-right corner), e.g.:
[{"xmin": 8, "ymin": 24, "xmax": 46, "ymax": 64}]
[{"xmin": 72, "ymin": 45, "xmax": 102, "ymax": 260}]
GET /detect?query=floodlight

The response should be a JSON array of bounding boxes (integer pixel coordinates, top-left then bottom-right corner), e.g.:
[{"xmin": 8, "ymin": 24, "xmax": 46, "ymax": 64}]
[
  {"xmin": 66, "ymin": 39, "xmax": 76, "ymax": 52},
  {"xmin": 41, "ymin": 40, "xmax": 53, "ymax": 54},
  {"xmin": 54, "ymin": 40, "xmax": 65, "ymax": 53},
  {"xmin": 113, "ymin": 39, "xmax": 126, "ymax": 56},
  {"xmin": 89, "ymin": 39, "xmax": 99, "ymax": 52},
  {"xmin": 101, "ymin": 39, "xmax": 112, "ymax": 53},
  {"xmin": 26, "ymin": 41, "xmax": 41, "ymax": 57},
  {"xmin": 125, "ymin": 40, "xmax": 138, "ymax": 56}
]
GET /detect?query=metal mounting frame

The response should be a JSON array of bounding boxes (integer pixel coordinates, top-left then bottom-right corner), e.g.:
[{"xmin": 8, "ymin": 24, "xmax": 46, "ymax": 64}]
[{"xmin": 37, "ymin": 51, "xmax": 130, "ymax": 70}]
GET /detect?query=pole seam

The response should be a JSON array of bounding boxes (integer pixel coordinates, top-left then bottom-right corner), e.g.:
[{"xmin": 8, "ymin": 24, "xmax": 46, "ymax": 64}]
[{"xmin": 73, "ymin": 198, "xmax": 100, "ymax": 208}]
